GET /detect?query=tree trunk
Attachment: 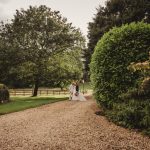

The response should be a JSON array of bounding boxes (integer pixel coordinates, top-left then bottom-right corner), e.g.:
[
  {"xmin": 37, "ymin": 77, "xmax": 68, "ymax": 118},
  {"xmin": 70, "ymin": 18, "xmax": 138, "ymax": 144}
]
[{"xmin": 32, "ymin": 80, "xmax": 39, "ymax": 97}]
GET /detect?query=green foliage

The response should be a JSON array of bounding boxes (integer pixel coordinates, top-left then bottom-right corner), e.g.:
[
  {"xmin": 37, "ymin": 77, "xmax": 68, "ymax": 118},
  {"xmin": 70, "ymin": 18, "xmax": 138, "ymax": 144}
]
[
  {"xmin": 141, "ymin": 77, "xmax": 150, "ymax": 93},
  {"xmin": 91, "ymin": 22, "xmax": 150, "ymax": 136},
  {"xmin": 128, "ymin": 53, "xmax": 150, "ymax": 93},
  {"xmin": 0, "ymin": 5, "xmax": 85, "ymax": 95},
  {"xmin": 83, "ymin": 82, "xmax": 92, "ymax": 90},
  {"xmin": 106, "ymin": 98, "xmax": 150, "ymax": 135},
  {"xmin": 0, "ymin": 84, "xmax": 10, "ymax": 103},
  {"xmin": 111, "ymin": 87, "xmax": 150, "ymax": 135},
  {"xmin": 86, "ymin": 0, "xmax": 150, "ymax": 76},
  {"xmin": 90, "ymin": 22, "xmax": 150, "ymax": 108},
  {"xmin": 0, "ymin": 84, "xmax": 4, "ymax": 89}
]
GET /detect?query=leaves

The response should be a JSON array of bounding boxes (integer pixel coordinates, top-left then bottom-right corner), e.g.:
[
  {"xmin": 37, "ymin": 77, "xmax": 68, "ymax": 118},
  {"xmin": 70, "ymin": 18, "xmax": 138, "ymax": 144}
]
[
  {"xmin": 0, "ymin": 5, "xmax": 85, "ymax": 88},
  {"xmin": 85, "ymin": 0, "xmax": 150, "ymax": 76},
  {"xmin": 90, "ymin": 22, "xmax": 150, "ymax": 108}
]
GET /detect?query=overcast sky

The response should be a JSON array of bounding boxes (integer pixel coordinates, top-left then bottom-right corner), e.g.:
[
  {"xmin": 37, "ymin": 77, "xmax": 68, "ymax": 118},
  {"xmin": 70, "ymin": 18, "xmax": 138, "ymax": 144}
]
[{"xmin": 0, "ymin": 0, "xmax": 106, "ymax": 38}]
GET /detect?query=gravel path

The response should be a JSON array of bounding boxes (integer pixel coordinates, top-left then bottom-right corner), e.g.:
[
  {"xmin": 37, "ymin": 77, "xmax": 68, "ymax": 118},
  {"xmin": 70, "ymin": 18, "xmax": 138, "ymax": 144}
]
[{"xmin": 0, "ymin": 95, "xmax": 150, "ymax": 150}]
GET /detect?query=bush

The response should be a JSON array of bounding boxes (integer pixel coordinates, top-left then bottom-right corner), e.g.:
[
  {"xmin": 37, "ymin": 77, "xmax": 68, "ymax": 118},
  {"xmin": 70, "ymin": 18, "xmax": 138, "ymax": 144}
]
[
  {"xmin": 141, "ymin": 77, "xmax": 150, "ymax": 92},
  {"xmin": 119, "ymin": 88, "xmax": 150, "ymax": 101},
  {"xmin": 90, "ymin": 22, "xmax": 150, "ymax": 108},
  {"xmin": 106, "ymin": 99, "xmax": 150, "ymax": 130},
  {"xmin": 0, "ymin": 84, "xmax": 10, "ymax": 104},
  {"xmin": 90, "ymin": 22, "xmax": 150, "ymax": 136}
]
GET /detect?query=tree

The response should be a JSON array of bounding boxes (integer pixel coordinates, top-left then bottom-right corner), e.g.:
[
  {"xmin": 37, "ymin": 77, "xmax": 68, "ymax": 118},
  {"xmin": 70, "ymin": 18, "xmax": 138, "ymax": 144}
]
[
  {"xmin": 15, "ymin": 48, "xmax": 83, "ymax": 90},
  {"xmin": 46, "ymin": 49, "xmax": 83, "ymax": 88},
  {"xmin": 0, "ymin": 23, "xmax": 19, "ymax": 86},
  {"xmin": 0, "ymin": 5, "xmax": 85, "ymax": 96},
  {"xmin": 86, "ymin": 0, "xmax": 150, "ymax": 77}
]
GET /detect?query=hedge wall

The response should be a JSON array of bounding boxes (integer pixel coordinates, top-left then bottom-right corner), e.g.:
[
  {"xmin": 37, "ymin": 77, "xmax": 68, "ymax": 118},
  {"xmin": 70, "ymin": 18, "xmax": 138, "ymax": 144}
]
[
  {"xmin": 90, "ymin": 22, "xmax": 150, "ymax": 108},
  {"xmin": 0, "ymin": 84, "xmax": 10, "ymax": 104}
]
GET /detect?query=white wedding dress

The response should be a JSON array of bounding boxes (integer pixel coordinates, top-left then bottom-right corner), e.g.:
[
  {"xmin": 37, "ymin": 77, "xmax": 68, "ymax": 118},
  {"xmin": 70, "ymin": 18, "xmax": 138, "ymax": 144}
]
[{"xmin": 72, "ymin": 87, "xmax": 86, "ymax": 101}]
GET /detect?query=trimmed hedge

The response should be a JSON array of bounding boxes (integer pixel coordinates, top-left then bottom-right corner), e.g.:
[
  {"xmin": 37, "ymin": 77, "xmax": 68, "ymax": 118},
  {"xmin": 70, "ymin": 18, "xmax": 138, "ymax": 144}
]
[
  {"xmin": 90, "ymin": 22, "xmax": 150, "ymax": 108},
  {"xmin": 0, "ymin": 84, "xmax": 10, "ymax": 104},
  {"xmin": 90, "ymin": 22, "xmax": 150, "ymax": 136}
]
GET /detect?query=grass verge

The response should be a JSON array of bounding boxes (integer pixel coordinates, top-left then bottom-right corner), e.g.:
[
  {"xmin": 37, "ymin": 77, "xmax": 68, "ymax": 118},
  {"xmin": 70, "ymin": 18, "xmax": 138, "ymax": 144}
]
[{"xmin": 0, "ymin": 95, "xmax": 68, "ymax": 115}]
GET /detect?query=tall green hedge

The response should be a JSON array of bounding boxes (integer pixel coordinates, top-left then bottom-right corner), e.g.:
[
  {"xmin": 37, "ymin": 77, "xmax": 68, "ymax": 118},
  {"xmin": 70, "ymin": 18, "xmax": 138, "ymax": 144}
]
[
  {"xmin": 0, "ymin": 84, "xmax": 10, "ymax": 104},
  {"xmin": 90, "ymin": 22, "xmax": 150, "ymax": 108}
]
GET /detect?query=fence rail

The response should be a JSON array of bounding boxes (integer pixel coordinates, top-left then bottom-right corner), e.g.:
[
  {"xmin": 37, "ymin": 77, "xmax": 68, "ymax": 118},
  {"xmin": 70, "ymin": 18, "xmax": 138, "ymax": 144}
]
[{"xmin": 9, "ymin": 89, "xmax": 69, "ymax": 96}]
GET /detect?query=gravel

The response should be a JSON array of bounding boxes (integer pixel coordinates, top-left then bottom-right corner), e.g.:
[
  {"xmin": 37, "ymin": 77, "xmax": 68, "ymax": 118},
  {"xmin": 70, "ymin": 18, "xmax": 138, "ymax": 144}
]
[{"xmin": 0, "ymin": 95, "xmax": 150, "ymax": 150}]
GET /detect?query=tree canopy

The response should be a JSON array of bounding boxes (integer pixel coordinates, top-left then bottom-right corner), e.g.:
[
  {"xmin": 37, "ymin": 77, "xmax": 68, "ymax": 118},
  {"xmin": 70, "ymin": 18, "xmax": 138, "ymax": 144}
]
[
  {"xmin": 85, "ymin": 0, "xmax": 150, "ymax": 77},
  {"xmin": 0, "ymin": 5, "xmax": 85, "ymax": 96}
]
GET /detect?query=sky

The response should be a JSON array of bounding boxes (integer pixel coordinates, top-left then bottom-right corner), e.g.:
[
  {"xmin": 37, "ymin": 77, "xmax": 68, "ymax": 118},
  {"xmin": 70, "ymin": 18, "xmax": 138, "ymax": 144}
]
[{"xmin": 0, "ymin": 0, "xmax": 106, "ymax": 38}]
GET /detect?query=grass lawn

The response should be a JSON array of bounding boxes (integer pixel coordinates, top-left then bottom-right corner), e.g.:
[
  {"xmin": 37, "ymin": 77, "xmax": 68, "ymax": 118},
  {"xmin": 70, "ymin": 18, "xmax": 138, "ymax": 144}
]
[
  {"xmin": 84, "ymin": 82, "xmax": 92, "ymax": 90},
  {"xmin": 80, "ymin": 82, "xmax": 92, "ymax": 93},
  {"xmin": 0, "ymin": 95, "xmax": 68, "ymax": 115}
]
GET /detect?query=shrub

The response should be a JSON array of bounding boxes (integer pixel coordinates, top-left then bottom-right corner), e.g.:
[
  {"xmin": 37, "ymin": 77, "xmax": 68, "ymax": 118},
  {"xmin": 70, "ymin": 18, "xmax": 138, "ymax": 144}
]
[
  {"xmin": 141, "ymin": 77, "xmax": 150, "ymax": 92},
  {"xmin": 90, "ymin": 22, "xmax": 150, "ymax": 108},
  {"xmin": 106, "ymin": 99, "xmax": 150, "ymax": 130},
  {"xmin": 90, "ymin": 22, "xmax": 150, "ymax": 136},
  {"xmin": 0, "ymin": 84, "xmax": 10, "ymax": 104}
]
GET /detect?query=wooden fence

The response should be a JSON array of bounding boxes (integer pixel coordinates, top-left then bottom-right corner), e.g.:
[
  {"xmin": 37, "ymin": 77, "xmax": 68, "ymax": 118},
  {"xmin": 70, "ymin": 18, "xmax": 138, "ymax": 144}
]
[{"xmin": 9, "ymin": 89, "xmax": 69, "ymax": 96}]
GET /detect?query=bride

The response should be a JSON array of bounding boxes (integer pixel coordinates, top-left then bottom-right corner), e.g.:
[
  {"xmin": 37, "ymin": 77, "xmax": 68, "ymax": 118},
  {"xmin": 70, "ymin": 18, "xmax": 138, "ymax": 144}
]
[{"xmin": 72, "ymin": 81, "xmax": 86, "ymax": 101}]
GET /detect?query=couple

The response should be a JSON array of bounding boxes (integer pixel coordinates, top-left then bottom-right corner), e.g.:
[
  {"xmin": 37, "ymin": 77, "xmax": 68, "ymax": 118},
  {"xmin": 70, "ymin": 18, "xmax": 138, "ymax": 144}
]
[{"xmin": 69, "ymin": 81, "xmax": 86, "ymax": 101}]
